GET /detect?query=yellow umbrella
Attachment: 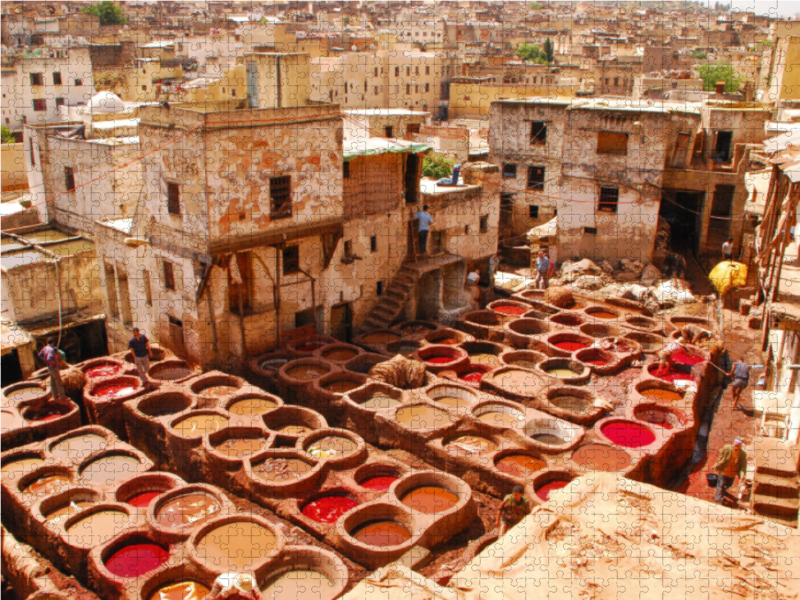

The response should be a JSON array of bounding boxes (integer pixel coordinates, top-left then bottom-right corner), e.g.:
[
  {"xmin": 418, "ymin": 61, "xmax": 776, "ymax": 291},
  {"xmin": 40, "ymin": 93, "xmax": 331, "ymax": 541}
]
[{"xmin": 708, "ymin": 260, "xmax": 748, "ymax": 295}]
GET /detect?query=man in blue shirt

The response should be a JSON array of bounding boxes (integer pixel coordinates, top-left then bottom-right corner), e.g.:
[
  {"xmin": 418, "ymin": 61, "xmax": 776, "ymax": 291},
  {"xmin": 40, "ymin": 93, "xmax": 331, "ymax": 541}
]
[
  {"xmin": 38, "ymin": 337, "xmax": 66, "ymax": 401},
  {"xmin": 535, "ymin": 250, "xmax": 552, "ymax": 290},
  {"xmin": 129, "ymin": 327, "xmax": 153, "ymax": 386},
  {"xmin": 728, "ymin": 361, "xmax": 762, "ymax": 411},
  {"xmin": 414, "ymin": 205, "xmax": 434, "ymax": 255}
]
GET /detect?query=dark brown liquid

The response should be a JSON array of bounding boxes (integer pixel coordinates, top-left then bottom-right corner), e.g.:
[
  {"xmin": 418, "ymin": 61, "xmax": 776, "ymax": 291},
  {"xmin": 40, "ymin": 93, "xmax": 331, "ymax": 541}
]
[
  {"xmin": 287, "ymin": 365, "xmax": 328, "ymax": 380},
  {"xmin": 255, "ymin": 458, "xmax": 312, "ymax": 482},
  {"xmin": 214, "ymin": 437, "xmax": 268, "ymax": 458},
  {"xmin": 156, "ymin": 492, "xmax": 221, "ymax": 529},
  {"xmin": 323, "ymin": 348, "xmax": 358, "ymax": 362},
  {"xmin": 323, "ymin": 380, "xmax": 361, "ymax": 393},
  {"xmin": 401, "ymin": 486, "xmax": 459, "ymax": 513}
]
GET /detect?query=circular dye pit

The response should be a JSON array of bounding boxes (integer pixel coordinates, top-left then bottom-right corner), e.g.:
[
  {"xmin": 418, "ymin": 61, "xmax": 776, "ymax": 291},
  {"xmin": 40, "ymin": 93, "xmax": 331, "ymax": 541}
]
[
  {"xmin": 322, "ymin": 348, "xmax": 359, "ymax": 362},
  {"xmin": 156, "ymin": 493, "xmax": 221, "ymax": 529},
  {"xmin": 66, "ymin": 510, "xmax": 128, "ymax": 545},
  {"xmin": 394, "ymin": 405, "xmax": 452, "ymax": 430},
  {"xmin": 496, "ymin": 454, "xmax": 545, "ymax": 478},
  {"xmin": 588, "ymin": 311, "xmax": 617, "ymax": 320},
  {"xmin": 571, "ymin": 444, "xmax": 632, "ymax": 472},
  {"xmin": 351, "ymin": 521, "xmax": 411, "ymax": 546},
  {"xmin": 197, "ymin": 385, "xmax": 239, "ymax": 398},
  {"xmin": 260, "ymin": 358, "xmax": 289, "ymax": 371},
  {"xmin": 196, "ymin": 521, "xmax": 277, "ymax": 571},
  {"xmin": 360, "ymin": 476, "xmax": 398, "ymax": 491},
  {"xmin": 227, "ymin": 397, "xmax": 278, "ymax": 416},
  {"xmin": 286, "ymin": 364, "xmax": 329, "ymax": 380},
  {"xmin": 387, "ymin": 343, "xmax": 420, "ymax": 358},
  {"xmin": 446, "ymin": 435, "xmax": 497, "ymax": 455},
  {"xmin": 550, "ymin": 394, "xmax": 593, "ymax": 413},
  {"xmin": 275, "ymin": 424, "xmax": 313, "ymax": 435},
  {"xmin": 401, "ymin": 486, "xmax": 459, "ymax": 513},
  {"xmin": 261, "ymin": 570, "xmax": 335, "ymax": 600},
  {"xmin": 648, "ymin": 364, "xmax": 695, "ymax": 383},
  {"xmin": 105, "ymin": 542, "xmax": 169, "ymax": 578},
  {"xmin": 601, "ymin": 421, "xmax": 656, "ymax": 448},
  {"xmin": 44, "ymin": 500, "xmax": 94, "ymax": 526},
  {"xmin": 1, "ymin": 456, "xmax": 44, "ymax": 475},
  {"xmin": 254, "ymin": 458, "xmax": 313, "ymax": 482},
  {"xmin": 93, "ymin": 383, "xmax": 140, "ymax": 399},
  {"xmin": 545, "ymin": 367, "xmax": 582, "ymax": 379},
  {"xmin": 358, "ymin": 395, "xmax": 401, "ymax": 410},
  {"xmin": 671, "ymin": 350, "xmax": 705, "ymax": 365},
  {"xmin": 433, "ymin": 395, "xmax": 472, "ymax": 410},
  {"xmin": 425, "ymin": 355, "xmax": 458, "ymax": 364},
  {"xmin": 469, "ymin": 353, "xmax": 500, "ymax": 367},
  {"xmin": 125, "ymin": 491, "xmax": 161, "ymax": 508},
  {"xmin": 172, "ymin": 414, "xmax": 229, "ymax": 437},
  {"xmin": 4, "ymin": 385, "xmax": 47, "ymax": 403},
  {"xmin": 306, "ymin": 436, "xmax": 358, "ymax": 460},
  {"xmin": 492, "ymin": 305, "xmax": 527, "ymax": 316},
  {"xmin": 213, "ymin": 437, "xmax": 269, "ymax": 459},
  {"xmin": 302, "ymin": 495, "xmax": 360, "ymax": 523},
  {"xmin": 22, "ymin": 473, "xmax": 70, "ymax": 497},
  {"xmin": 531, "ymin": 433, "xmax": 566, "ymax": 445},
  {"xmin": 536, "ymin": 479, "xmax": 573, "ymax": 501},
  {"xmin": 84, "ymin": 364, "xmax": 122, "ymax": 379},
  {"xmin": 553, "ymin": 341, "xmax": 589, "ymax": 352},
  {"xmin": 459, "ymin": 368, "xmax": 486, "ymax": 384},
  {"xmin": 363, "ymin": 332, "xmax": 401, "ymax": 344},
  {"xmin": 639, "ymin": 387, "xmax": 683, "ymax": 402},
  {"xmin": 150, "ymin": 367, "xmax": 193, "ymax": 381},
  {"xmin": 23, "ymin": 403, "xmax": 70, "ymax": 422},
  {"xmin": 476, "ymin": 407, "xmax": 524, "ymax": 429},
  {"xmin": 323, "ymin": 380, "xmax": 362, "ymax": 394},
  {"xmin": 148, "ymin": 580, "xmax": 210, "ymax": 600},
  {"xmin": 295, "ymin": 342, "xmax": 325, "ymax": 353},
  {"xmin": 80, "ymin": 454, "xmax": 141, "ymax": 486},
  {"xmin": 50, "ymin": 433, "xmax": 107, "ymax": 459},
  {"xmin": 428, "ymin": 336, "xmax": 460, "ymax": 345}
]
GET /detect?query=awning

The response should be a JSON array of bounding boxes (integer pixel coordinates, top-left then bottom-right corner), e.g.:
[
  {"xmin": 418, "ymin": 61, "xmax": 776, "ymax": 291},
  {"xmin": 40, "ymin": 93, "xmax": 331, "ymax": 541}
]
[{"xmin": 343, "ymin": 137, "xmax": 431, "ymax": 161}]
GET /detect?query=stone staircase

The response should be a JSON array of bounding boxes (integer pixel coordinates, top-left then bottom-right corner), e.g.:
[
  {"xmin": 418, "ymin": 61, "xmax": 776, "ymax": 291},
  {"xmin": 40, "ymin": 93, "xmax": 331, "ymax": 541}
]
[
  {"xmin": 750, "ymin": 438, "xmax": 800, "ymax": 527},
  {"xmin": 360, "ymin": 265, "xmax": 420, "ymax": 333}
]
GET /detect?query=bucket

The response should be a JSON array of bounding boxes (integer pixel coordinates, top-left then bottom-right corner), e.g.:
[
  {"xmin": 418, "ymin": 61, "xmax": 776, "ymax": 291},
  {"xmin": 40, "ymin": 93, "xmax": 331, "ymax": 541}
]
[{"xmin": 706, "ymin": 473, "xmax": 718, "ymax": 487}]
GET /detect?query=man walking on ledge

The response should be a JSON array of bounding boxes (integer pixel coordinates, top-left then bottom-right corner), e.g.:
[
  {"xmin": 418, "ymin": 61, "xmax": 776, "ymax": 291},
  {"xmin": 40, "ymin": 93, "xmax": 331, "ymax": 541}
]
[{"xmin": 414, "ymin": 204, "xmax": 433, "ymax": 256}]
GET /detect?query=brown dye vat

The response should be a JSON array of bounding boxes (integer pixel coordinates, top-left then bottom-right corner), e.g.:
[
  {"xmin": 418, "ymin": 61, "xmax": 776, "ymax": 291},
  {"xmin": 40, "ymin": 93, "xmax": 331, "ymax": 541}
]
[
  {"xmin": 1, "ymin": 456, "xmax": 44, "ymax": 474},
  {"xmin": 394, "ymin": 405, "xmax": 452, "ymax": 430},
  {"xmin": 197, "ymin": 385, "xmax": 239, "ymax": 398},
  {"xmin": 446, "ymin": 435, "xmax": 497, "ymax": 455},
  {"xmin": 156, "ymin": 493, "xmax": 221, "ymax": 529},
  {"xmin": 44, "ymin": 500, "xmax": 93, "ymax": 527},
  {"xmin": 550, "ymin": 395, "xmax": 593, "ymax": 413},
  {"xmin": 260, "ymin": 358, "xmax": 289, "ymax": 370},
  {"xmin": 640, "ymin": 388, "xmax": 683, "ymax": 402},
  {"xmin": 5, "ymin": 385, "xmax": 46, "ymax": 403},
  {"xmin": 150, "ymin": 367, "xmax": 192, "ymax": 381},
  {"xmin": 195, "ymin": 521, "xmax": 276, "ymax": 571},
  {"xmin": 496, "ymin": 455, "xmax": 545, "ymax": 477},
  {"xmin": 323, "ymin": 380, "xmax": 362, "ymax": 394},
  {"xmin": 359, "ymin": 395, "xmax": 401, "ymax": 410},
  {"xmin": 287, "ymin": 365, "xmax": 329, "ymax": 380},
  {"xmin": 351, "ymin": 521, "xmax": 411, "ymax": 546},
  {"xmin": 434, "ymin": 396, "xmax": 472, "ymax": 410},
  {"xmin": 213, "ymin": 438, "xmax": 269, "ymax": 459},
  {"xmin": 363, "ymin": 332, "xmax": 401, "ymax": 344},
  {"xmin": 261, "ymin": 570, "xmax": 335, "ymax": 600},
  {"xmin": 254, "ymin": 458, "xmax": 312, "ymax": 482},
  {"xmin": 65, "ymin": 510, "xmax": 128, "ymax": 545},
  {"xmin": 80, "ymin": 454, "xmax": 140, "ymax": 486},
  {"xmin": 22, "ymin": 474, "xmax": 70, "ymax": 497},
  {"xmin": 532, "ymin": 433, "xmax": 565, "ymax": 445},
  {"xmin": 173, "ymin": 414, "xmax": 229, "ymax": 437},
  {"xmin": 572, "ymin": 444, "xmax": 632, "ymax": 471},
  {"xmin": 322, "ymin": 348, "xmax": 358, "ymax": 362},
  {"xmin": 491, "ymin": 369, "xmax": 539, "ymax": 389},
  {"xmin": 589, "ymin": 311, "xmax": 617, "ymax": 319},
  {"xmin": 401, "ymin": 486, "xmax": 459, "ymax": 514},
  {"xmin": 388, "ymin": 343, "xmax": 420, "ymax": 358},
  {"xmin": 478, "ymin": 411, "xmax": 522, "ymax": 429},
  {"xmin": 228, "ymin": 397, "xmax": 278, "ymax": 416},
  {"xmin": 276, "ymin": 425, "xmax": 312, "ymax": 435},
  {"xmin": 50, "ymin": 433, "xmax": 107, "ymax": 459},
  {"xmin": 148, "ymin": 580, "xmax": 210, "ymax": 600},
  {"xmin": 306, "ymin": 436, "xmax": 357, "ymax": 459}
]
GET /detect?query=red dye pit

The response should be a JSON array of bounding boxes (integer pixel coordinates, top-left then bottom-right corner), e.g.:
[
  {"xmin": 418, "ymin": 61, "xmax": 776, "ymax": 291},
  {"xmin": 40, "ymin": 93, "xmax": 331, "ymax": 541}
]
[
  {"xmin": 601, "ymin": 421, "xmax": 656, "ymax": 448},
  {"xmin": 94, "ymin": 385, "xmax": 139, "ymax": 398},
  {"xmin": 301, "ymin": 496, "xmax": 359, "ymax": 523},
  {"xmin": 360, "ymin": 476, "xmax": 398, "ymax": 490},
  {"xmin": 460, "ymin": 371, "xmax": 485, "ymax": 383},
  {"xmin": 296, "ymin": 343, "xmax": 324, "ymax": 352},
  {"xmin": 125, "ymin": 491, "xmax": 161, "ymax": 508},
  {"xmin": 536, "ymin": 480, "xmax": 571, "ymax": 501},
  {"xmin": 554, "ymin": 341, "xmax": 588, "ymax": 351},
  {"xmin": 651, "ymin": 366, "xmax": 695, "ymax": 383},
  {"xmin": 26, "ymin": 405, "xmax": 69, "ymax": 422},
  {"xmin": 85, "ymin": 365, "xmax": 122, "ymax": 378},
  {"xmin": 492, "ymin": 306, "xmax": 526, "ymax": 315},
  {"xmin": 426, "ymin": 356, "xmax": 455, "ymax": 364},
  {"xmin": 104, "ymin": 543, "xmax": 169, "ymax": 578},
  {"xmin": 671, "ymin": 350, "xmax": 704, "ymax": 365},
  {"xmin": 583, "ymin": 359, "xmax": 608, "ymax": 366},
  {"xmin": 650, "ymin": 421, "xmax": 674, "ymax": 430}
]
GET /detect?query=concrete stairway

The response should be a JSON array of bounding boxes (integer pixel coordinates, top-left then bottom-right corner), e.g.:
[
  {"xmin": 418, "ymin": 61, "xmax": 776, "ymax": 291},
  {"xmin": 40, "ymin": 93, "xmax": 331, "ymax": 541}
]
[
  {"xmin": 750, "ymin": 438, "xmax": 800, "ymax": 527},
  {"xmin": 360, "ymin": 265, "xmax": 420, "ymax": 332}
]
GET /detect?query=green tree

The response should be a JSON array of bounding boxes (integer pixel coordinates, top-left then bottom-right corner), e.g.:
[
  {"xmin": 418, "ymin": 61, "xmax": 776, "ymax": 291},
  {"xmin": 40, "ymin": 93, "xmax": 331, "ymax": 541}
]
[
  {"xmin": 82, "ymin": 1, "xmax": 127, "ymax": 26},
  {"xmin": 516, "ymin": 43, "xmax": 547, "ymax": 64},
  {"xmin": 529, "ymin": 2, "xmax": 543, "ymax": 9},
  {"xmin": 697, "ymin": 64, "xmax": 743, "ymax": 92},
  {"xmin": 1, "ymin": 126, "xmax": 15, "ymax": 144},
  {"xmin": 543, "ymin": 38, "xmax": 554, "ymax": 64},
  {"xmin": 422, "ymin": 153, "xmax": 453, "ymax": 180},
  {"xmin": 692, "ymin": 49, "xmax": 708, "ymax": 59}
]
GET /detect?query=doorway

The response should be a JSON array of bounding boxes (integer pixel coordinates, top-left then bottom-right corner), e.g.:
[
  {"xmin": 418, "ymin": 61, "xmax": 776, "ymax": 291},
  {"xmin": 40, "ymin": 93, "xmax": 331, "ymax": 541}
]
[
  {"xmin": 714, "ymin": 131, "xmax": 733, "ymax": 162},
  {"xmin": 405, "ymin": 154, "xmax": 419, "ymax": 204},
  {"xmin": 660, "ymin": 189, "xmax": 704, "ymax": 252},
  {"xmin": 329, "ymin": 303, "xmax": 353, "ymax": 342},
  {"xmin": 499, "ymin": 193, "xmax": 514, "ymax": 246}
]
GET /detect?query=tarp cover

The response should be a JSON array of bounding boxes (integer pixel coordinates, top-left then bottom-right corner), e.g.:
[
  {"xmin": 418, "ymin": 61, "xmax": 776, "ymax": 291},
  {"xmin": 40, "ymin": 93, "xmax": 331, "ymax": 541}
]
[{"xmin": 709, "ymin": 260, "xmax": 748, "ymax": 295}]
